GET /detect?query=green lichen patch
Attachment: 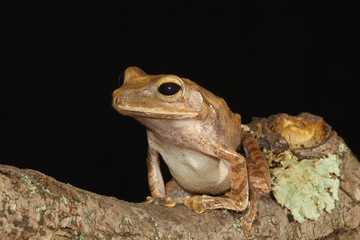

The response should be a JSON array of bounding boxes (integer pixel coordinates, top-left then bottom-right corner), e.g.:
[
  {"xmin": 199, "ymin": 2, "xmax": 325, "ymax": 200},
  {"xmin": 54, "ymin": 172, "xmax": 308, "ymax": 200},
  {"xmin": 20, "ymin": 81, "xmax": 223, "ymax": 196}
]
[
  {"xmin": 143, "ymin": 213, "xmax": 158, "ymax": 228},
  {"xmin": 41, "ymin": 187, "xmax": 53, "ymax": 196},
  {"xmin": 338, "ymin": 141, "xmax": 349, "ymax": 156},
  {"xmin": 35, "ymin": 204, "xmax": 47, "ymax": 212},
  {"xmin": 119, "ymin": 217, "xmax": 132, "ymax": 229},
  {"xmin": 60, "ymin": 195, "xmax": 68, "ymax": 205},
  {"xmin": 270, "ymin": 151, "xmax": 341, "ymax": 223},
  {"xmin": 232, "ymin": 217, "xmax": 242, "ymax": 232},
  {"xmin": 73, "ymin": 230, "xmax": 85, "ymax": 240},
  {"xmin": 20, "ymin": 175, "xmax": 38, "ymax": 197}
]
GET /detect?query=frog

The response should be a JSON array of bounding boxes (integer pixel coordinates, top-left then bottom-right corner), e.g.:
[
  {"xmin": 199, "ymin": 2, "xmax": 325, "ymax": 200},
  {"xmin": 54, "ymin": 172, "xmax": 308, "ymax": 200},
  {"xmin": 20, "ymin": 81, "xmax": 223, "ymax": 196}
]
[{"xmin": 112, "ymin": 66, "xmax": 271, "ymax": 230}]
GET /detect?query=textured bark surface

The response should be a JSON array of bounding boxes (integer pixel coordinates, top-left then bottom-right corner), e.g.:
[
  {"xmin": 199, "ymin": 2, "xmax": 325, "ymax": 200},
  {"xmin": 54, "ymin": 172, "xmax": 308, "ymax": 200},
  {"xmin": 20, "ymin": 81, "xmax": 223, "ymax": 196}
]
[{"xmin": 1, "ymin": 113, "xmax": 359, "ymax": 239}]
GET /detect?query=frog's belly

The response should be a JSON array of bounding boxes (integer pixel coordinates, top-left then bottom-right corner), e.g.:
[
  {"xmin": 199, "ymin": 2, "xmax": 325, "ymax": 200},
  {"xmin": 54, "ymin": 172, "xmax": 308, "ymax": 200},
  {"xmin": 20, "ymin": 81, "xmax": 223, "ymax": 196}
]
[{"xmin": 153, "ymin": 142, "xmax": 231, "ymax": 195}]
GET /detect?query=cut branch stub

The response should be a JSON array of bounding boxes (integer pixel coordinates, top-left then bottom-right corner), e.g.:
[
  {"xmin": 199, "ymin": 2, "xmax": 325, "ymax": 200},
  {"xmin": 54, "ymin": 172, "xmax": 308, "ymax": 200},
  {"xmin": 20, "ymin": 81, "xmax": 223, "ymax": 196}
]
[
  {"xmin": 249, "ymin": 112, "xmax": 339, "ymax": 160},
  {"xmin": 270, "ymin": 113, "xmax": 329, "ymax": 149}
]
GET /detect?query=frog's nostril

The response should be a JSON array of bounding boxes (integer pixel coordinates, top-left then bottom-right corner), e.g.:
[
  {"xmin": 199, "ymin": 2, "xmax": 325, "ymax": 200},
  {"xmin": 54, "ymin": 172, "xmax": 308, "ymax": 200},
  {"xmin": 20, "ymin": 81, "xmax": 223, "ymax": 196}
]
[{"xmin": 118, "ymin": 73, "xmax": 125, "ymax": 87}]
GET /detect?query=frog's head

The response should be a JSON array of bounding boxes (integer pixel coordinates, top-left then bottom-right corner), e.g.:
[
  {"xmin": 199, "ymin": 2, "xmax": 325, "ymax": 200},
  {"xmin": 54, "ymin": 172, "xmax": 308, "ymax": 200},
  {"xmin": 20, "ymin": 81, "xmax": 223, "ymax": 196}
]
[{"xmin": 112, "ymin": 66, "xmax": 209, "ymax": 120}]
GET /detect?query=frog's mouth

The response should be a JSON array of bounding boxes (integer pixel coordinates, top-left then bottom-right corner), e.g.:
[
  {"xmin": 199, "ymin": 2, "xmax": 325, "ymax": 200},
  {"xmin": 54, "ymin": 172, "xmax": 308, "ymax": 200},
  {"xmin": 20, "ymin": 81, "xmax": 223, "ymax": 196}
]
[{"xmin": 113, "ymin": 104, "xmax": 200, "ymax": 119}]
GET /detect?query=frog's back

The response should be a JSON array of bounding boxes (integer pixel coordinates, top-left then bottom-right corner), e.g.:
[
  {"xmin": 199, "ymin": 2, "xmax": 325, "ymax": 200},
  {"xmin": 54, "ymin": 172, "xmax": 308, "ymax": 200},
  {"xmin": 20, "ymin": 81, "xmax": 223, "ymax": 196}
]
[{"xmin": 198, "ymin": 86, "xmax": 242, "ymax": 150}]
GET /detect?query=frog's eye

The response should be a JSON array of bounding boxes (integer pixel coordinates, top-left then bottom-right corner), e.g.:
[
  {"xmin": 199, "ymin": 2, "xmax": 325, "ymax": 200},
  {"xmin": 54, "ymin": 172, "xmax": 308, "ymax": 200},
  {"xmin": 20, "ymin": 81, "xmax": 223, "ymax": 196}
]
[
  {"xmin": 158, "ymin": 82, "xmax": 181, "ymax": 95},
  {"xmin": 156, "ymin": 78, "xmax": 185, "ymax": 103},
  {"xmin": 118, "ymin": 73, "xmax": 125, "ymax": 87}
]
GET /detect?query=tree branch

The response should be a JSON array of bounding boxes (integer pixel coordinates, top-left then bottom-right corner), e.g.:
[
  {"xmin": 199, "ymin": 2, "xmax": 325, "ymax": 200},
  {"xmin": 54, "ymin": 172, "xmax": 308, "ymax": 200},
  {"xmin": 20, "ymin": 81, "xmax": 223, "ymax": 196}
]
[{"xmin": 1, "ymin": 113, "xmax": 359, "ymax": 239}]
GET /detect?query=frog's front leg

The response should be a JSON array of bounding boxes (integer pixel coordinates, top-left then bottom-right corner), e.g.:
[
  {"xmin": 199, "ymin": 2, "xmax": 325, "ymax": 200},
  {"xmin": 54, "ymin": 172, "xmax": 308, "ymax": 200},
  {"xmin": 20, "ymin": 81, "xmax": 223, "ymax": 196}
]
[
  {"xmin": 144, "ymin": 145, "xmax": 173, "ymax": 206},
  {"xmin": 144, "ymin": 145, "xmax": 193, "ymax": 207},
  {"xmin": 146, "ymin": 146, "xmax": 165, "ymax": 199}
]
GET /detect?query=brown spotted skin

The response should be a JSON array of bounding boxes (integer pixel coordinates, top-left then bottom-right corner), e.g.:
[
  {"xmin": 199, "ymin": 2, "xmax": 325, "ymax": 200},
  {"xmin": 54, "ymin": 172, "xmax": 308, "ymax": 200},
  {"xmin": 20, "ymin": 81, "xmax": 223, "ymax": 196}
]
[
  {"xmin": 241, "ymin": 137, "xmax": 271, "ymax": 230},
  {"xmin": 243, "ymin": 137, "xmax": 271, "ymax": 195},
  {"xmin": 112, "ymin": 67, "xmax": 271, "ymax": 230}
]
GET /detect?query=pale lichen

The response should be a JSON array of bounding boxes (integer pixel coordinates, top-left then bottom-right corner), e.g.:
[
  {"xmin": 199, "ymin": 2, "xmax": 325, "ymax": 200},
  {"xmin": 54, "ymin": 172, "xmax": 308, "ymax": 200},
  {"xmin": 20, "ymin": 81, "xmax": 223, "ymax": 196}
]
[
  {"xmin": 119, "ymin": 216, "xmax": 132, "ymax": 229},
  {"xmin": 60, "ymin": 195, "xmax": 68, "ymax": 205},
  {"xmin": 73, "ymin": 230, "xmax": 85, "ymax": 240},
  {"xmin": 270, "ymin": 150, "xmax": 341, "ymax": 222},
  {"xmin": 338, "ymin": 141, "xmax": 349, "ymax": 156},
  {"xmin": 232, "ymin": 217, "xmax": 242, "ymax": 232},
  {"xmin": 8, "ymin": 203, "xmax": 17, "ymax": 213},
  {"xmin": 20, "ymin": 175, "xmax": 38, "ymax": 197},
  {"xmin": 143, "ymin": 213, "xmax": 158, "ymax": 228},
  {"xmin": 41, "ymin": 187, "xmax": 53, "ymax": 196},
  {"xmin": 35, "ymin": 204, "xmax": 47, "ymax": 212},
  {"xmin": 221, "ymin": 209, "xmax": 229, "ymax": 218},
  {"xmin": 88, "ymin": 212, "xmax": 94, "ymax": 224}
]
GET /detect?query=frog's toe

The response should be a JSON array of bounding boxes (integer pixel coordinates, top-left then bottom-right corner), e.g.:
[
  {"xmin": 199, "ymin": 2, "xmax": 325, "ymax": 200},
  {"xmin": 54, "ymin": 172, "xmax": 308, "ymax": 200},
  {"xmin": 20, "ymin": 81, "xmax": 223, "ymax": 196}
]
[
  {"xmin": 142, "ymin": 196, "xmax": 155, "ymax": 204},
  {"xmin": 162, "ymin": 198, "xmax": 176, "ymax": 208},
  {"xmin": 142, "ymin": 196, "xmax": 176, "ymax": 208},
  {"xmin": 184, "ymin": 195, "xmax": 207, "ymax": 213},
  {"xmin": 184, "ymin": 195, "xmax": 199, "ymax": 209},
  {"xmin": 240, "ymin": 217, "xmax": 253, "ymax": 231}
]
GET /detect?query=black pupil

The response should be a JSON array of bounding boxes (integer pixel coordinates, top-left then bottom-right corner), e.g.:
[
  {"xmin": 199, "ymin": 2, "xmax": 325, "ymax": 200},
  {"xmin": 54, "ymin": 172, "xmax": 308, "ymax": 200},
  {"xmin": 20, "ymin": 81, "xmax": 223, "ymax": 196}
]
[{"xmin": 158, "ymin": 82, "xmax": 181, "ymax": 96}]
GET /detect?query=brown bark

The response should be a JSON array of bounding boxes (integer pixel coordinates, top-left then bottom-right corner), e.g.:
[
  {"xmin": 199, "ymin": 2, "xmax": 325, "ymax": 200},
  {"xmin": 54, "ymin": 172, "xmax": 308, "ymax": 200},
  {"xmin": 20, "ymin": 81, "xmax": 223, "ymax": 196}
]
[{"xmin": 1, "ymin": 113, "xmax": 359, "ymax": 239}]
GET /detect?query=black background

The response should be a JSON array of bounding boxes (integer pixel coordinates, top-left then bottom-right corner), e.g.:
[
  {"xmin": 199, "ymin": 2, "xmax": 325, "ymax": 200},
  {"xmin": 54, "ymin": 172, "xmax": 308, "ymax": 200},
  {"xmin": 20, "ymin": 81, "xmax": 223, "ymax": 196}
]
[{"xmin": 4, "ymin": 1, "xmax": 358, "ymax": 202}]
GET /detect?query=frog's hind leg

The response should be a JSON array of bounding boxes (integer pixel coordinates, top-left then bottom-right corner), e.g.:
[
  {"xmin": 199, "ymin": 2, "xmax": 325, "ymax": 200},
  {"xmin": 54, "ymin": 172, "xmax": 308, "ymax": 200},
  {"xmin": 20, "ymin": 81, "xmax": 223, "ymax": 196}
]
[
  {"xmin": 240, "ymin": 136, "xmax": 271, "ymax": 230},
  {"xmin": 184, "ymin": 150, "xmax": 250, "ymax": 214},
  {"xmin": 184, "ymin": 137, "xmax": 270, "ymax": 230}
]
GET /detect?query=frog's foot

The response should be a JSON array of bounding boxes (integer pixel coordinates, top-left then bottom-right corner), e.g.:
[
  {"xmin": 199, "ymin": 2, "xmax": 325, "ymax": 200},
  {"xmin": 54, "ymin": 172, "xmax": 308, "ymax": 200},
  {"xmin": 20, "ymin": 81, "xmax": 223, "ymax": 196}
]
[
  {"xmin": 142, "ymin": 196, "xmax": 176, "ymax": 208},
  {"xmin": 239, "ymin": 194, "xmax": 260, "ymax": 231},
  {"xmin": 184, "ymin": 195, "xmax": 246, "ymax": 214},
  {"xmin": 240, "ymin": 209, "xmax": 255, "ymax": 231}
]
